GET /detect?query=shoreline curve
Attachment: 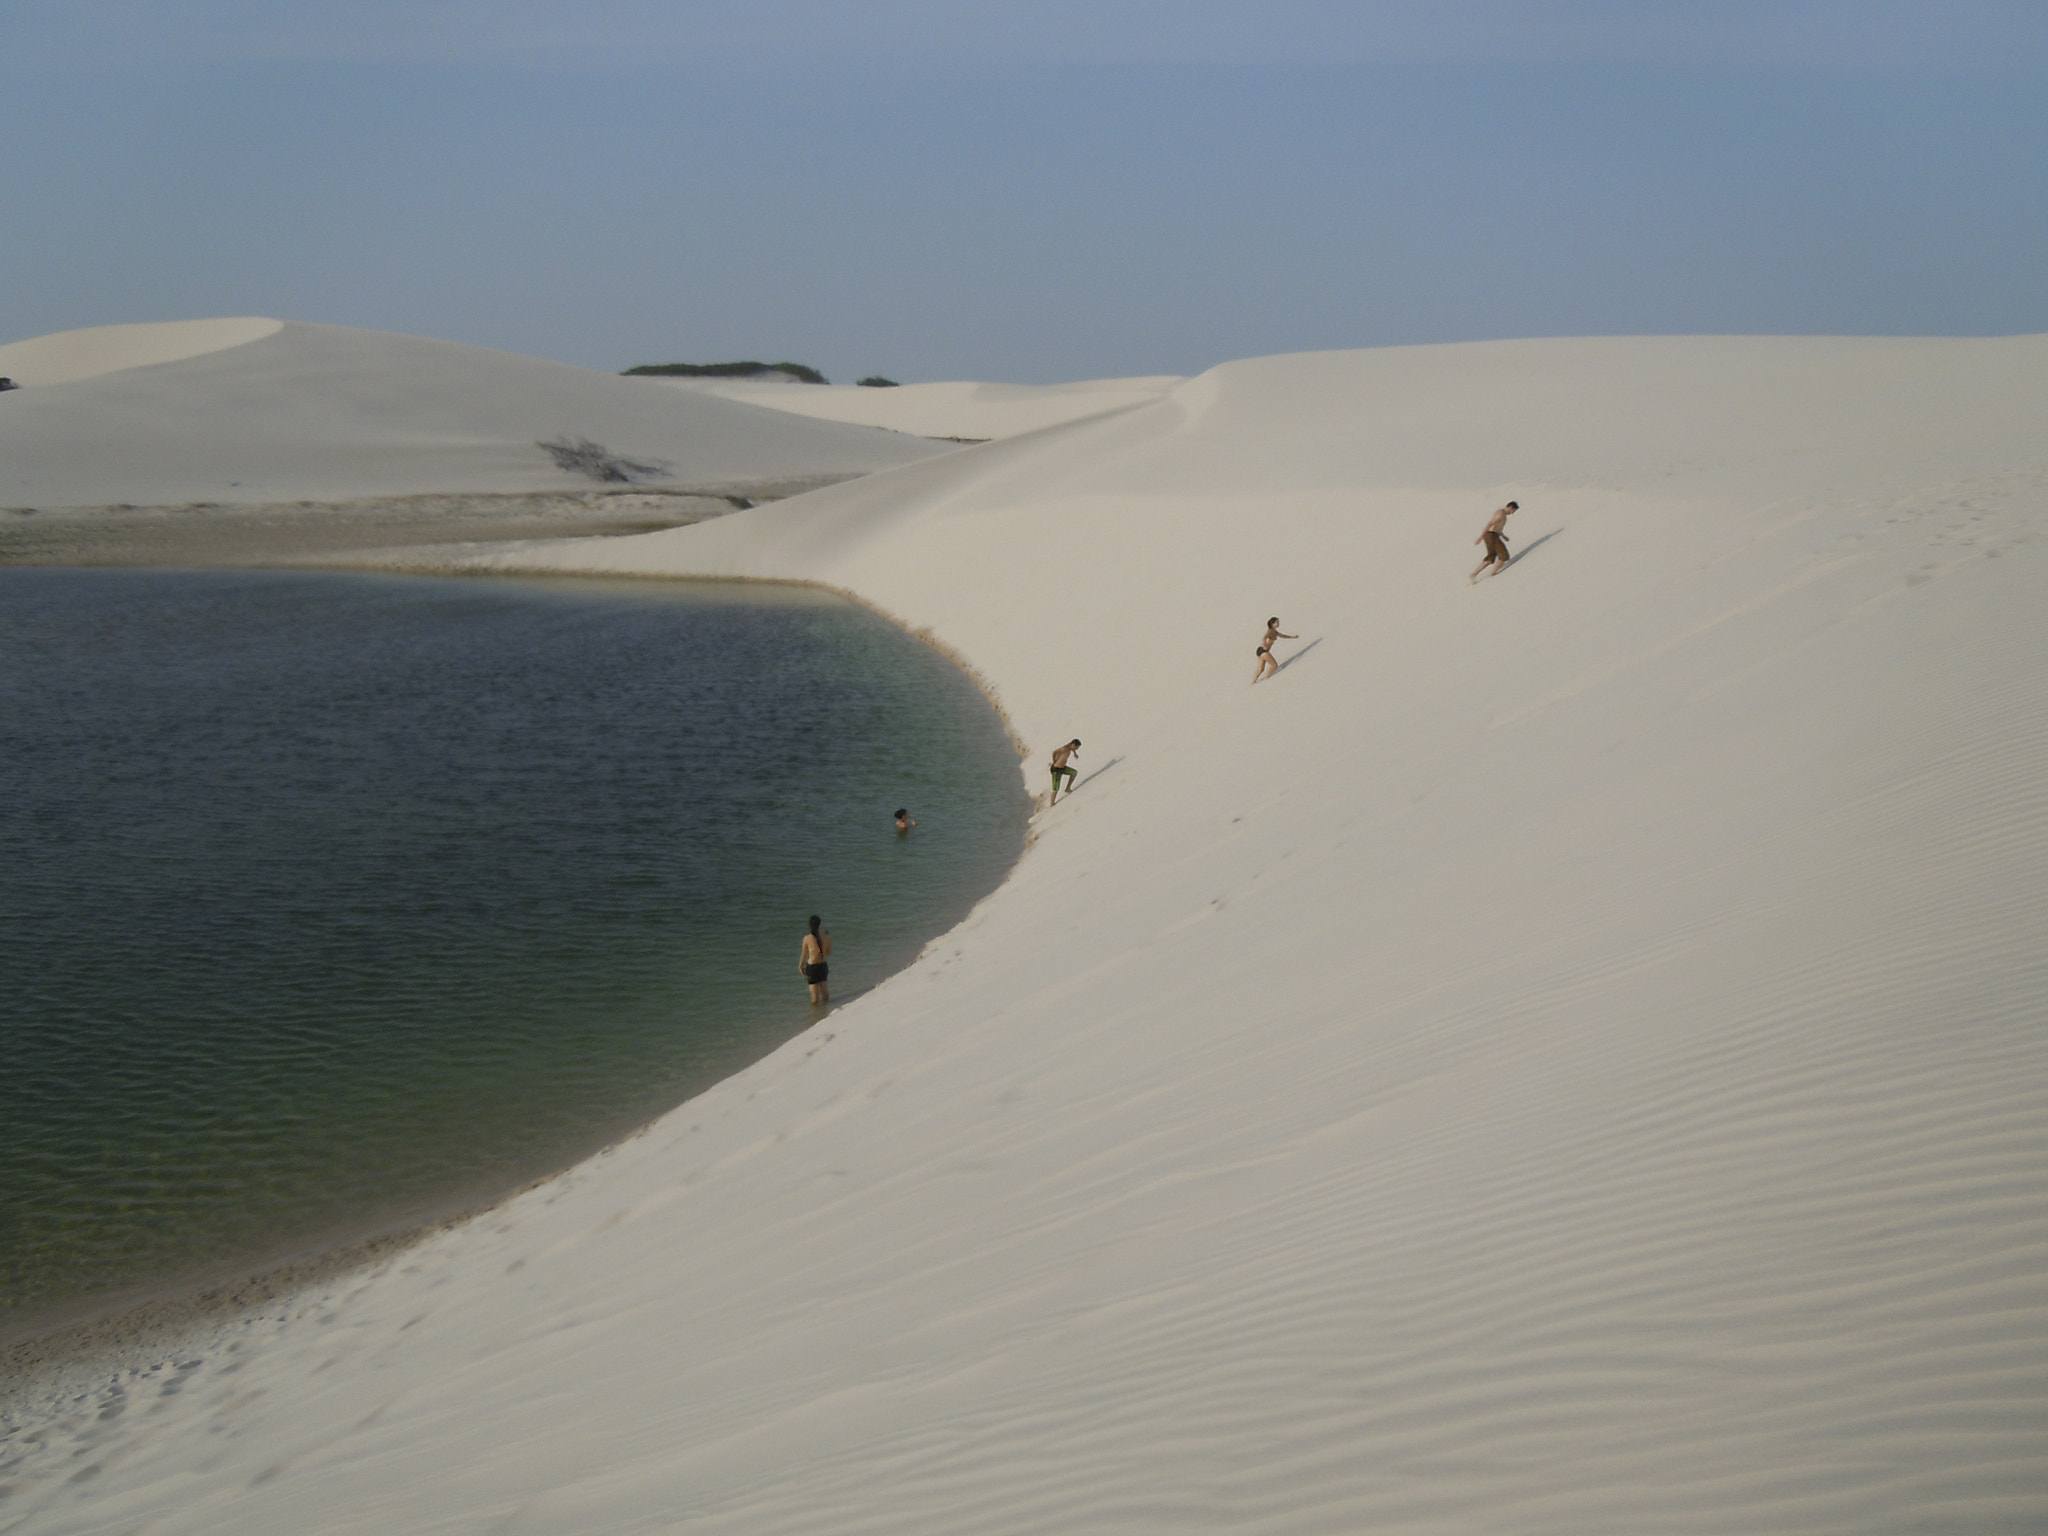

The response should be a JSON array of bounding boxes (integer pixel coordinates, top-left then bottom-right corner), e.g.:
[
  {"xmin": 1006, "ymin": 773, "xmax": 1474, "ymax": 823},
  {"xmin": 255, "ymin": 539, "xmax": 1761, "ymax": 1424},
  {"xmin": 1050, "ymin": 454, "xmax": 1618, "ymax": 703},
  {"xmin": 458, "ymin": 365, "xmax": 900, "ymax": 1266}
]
[{"xmin": 0, "ymin": 566, "xmax": 1031, "ymax": 1404}]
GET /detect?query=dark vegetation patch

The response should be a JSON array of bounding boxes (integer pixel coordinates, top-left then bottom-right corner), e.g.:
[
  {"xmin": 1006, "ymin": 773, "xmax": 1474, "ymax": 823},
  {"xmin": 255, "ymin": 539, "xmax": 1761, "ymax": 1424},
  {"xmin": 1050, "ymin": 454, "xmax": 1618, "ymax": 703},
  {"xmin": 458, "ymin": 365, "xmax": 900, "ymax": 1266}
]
[
  {"xmin": 857, "ymin": 376, "xmax": 900, "ymax": 388},
  {"xmin": 623, "ymin": 361, "xmax": 829, "ymax": 385},
  {"xmin": 537, "ymin": 436, "xmax": 671, "ymax": 484}
]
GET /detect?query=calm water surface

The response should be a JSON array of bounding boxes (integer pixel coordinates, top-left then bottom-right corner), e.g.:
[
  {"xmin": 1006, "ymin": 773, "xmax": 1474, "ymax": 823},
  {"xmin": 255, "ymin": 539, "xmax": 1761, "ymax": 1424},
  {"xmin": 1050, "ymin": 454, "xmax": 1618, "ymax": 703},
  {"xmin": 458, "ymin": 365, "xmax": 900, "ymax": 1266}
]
[{"xmin": 0, "ymin": 568, "xmax": 1028, "ymax": 1341}]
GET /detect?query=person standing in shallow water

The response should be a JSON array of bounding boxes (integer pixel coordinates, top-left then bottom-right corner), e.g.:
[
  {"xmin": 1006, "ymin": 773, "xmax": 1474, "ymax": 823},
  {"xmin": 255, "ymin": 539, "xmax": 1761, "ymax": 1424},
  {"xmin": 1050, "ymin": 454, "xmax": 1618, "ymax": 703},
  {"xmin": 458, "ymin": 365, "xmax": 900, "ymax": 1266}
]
[
  {"xmin": 1048, "ymin": 739, "xmax": 1081, "ymax": 805},
  {"xmin": 894, "ymin": 807, "xmax": 916, "ymax": 835},
  {"xmin": 1470, "ymin": 500, "xmax": 1519, "ymax": 583},
  {"xmin": 1252, "ymin": 617, "xmax": 1297, "ymax": 684},
  {"xmin": 799, "ymin": 914, "xmax": 831, "ymax": 1005}
]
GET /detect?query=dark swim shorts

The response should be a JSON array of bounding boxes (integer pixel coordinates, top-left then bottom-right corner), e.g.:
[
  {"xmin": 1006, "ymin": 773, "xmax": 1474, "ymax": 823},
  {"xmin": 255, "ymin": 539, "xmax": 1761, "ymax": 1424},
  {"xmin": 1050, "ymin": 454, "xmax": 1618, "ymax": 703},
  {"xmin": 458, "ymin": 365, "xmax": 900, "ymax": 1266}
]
[
  {"xmin": 804, "ymin": 962, "xmax": 829, "ymax": 984},
  {"xmin": 1482, "ymin": 531, "xmax": 1509, "ymax": 562}
]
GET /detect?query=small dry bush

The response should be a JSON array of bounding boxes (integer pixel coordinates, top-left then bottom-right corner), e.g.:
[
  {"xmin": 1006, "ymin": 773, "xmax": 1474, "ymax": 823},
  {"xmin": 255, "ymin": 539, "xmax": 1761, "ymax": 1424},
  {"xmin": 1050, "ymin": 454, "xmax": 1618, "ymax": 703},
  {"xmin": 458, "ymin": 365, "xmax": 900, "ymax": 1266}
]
[{"xmin": 537, "ymin": 436, "xmax": 670, "ymax": 484}]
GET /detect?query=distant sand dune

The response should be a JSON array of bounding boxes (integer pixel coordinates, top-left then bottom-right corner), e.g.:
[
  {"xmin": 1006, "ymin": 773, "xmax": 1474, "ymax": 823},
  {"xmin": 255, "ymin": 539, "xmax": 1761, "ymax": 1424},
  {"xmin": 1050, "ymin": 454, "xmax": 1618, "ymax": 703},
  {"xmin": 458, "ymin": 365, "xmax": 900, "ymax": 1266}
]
[
  {"xmin": 649, "ymin": 372, "xmax": 1185, "ymax": 440},
  {"xmin": 0, "ymin": 321, "xmax": 945, "ymax": 513},
  {"xmin": 0, "ymin": 317, "xmax": 283, "ymax": 386},
  {"xmin": 0, "ymin": 490, "xmax": 751, "ymax": 568},
  {"xmin": 4, "ymin": 333, "xmax": 2044, "ymax": 1535}
]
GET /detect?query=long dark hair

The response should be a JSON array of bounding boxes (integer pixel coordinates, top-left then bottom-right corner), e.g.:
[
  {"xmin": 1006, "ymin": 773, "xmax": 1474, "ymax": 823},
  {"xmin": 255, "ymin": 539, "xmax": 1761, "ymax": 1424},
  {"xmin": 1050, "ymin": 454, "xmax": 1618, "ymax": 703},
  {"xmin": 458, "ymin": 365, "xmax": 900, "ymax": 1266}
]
[{"xmin": 808, "ymin": 914, "xmax": 822, "ymax": 937}]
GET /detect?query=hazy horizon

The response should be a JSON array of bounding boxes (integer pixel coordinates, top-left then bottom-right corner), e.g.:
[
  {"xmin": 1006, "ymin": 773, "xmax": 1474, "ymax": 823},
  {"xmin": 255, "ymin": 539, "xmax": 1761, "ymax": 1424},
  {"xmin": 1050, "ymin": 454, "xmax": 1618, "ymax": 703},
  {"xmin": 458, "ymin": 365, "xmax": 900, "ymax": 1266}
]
[{"xmin": 6, "ymin": 1, "xmax": 2045, "ymax": 384}]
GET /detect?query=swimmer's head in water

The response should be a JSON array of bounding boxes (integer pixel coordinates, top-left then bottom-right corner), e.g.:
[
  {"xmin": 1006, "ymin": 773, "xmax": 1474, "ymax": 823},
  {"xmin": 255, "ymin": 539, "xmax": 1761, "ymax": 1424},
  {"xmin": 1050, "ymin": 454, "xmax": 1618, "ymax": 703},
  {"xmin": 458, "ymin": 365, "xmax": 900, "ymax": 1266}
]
[{"xmin": 894, "ymin": 808, "xmax": 907, "ymax": 818}]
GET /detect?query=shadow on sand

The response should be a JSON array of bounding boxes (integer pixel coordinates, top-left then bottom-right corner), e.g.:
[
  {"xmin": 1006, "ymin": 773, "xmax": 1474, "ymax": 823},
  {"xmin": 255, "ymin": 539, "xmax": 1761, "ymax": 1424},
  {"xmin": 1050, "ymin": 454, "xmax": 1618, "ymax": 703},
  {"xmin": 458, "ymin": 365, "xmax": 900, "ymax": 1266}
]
[
  {"xmin": 1071, "ymin": 755, "xmax": 1125, "ymax": 793},
  {"xmin": 1274, "ymin": 637, "xmax": 1324, "ymax": 674},
  {"xmin": 1500, "ymin": 527, "xmax": 1563, "ymax": 573}
]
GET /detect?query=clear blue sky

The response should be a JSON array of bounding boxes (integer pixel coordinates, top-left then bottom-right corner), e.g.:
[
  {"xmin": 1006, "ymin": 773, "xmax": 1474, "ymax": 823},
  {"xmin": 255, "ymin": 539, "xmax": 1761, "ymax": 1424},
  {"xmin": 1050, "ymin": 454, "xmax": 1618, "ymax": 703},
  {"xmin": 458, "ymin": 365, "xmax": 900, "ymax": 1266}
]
[{"xmin": 6, "ymin": 2, "xmax": 2045, "ymax": 382}]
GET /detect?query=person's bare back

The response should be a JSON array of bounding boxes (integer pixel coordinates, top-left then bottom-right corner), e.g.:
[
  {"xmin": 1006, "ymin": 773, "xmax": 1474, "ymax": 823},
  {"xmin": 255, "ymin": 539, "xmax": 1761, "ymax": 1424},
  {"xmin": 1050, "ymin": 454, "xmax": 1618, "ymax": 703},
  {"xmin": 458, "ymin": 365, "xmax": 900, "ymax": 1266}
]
[
  {"xmin": 799, "ymin": 915, "xmax": 832, "ymax": 1004},
  {"xmin": 1469, "ymin": 500, "xmax": 1519, "ymax": 583}
]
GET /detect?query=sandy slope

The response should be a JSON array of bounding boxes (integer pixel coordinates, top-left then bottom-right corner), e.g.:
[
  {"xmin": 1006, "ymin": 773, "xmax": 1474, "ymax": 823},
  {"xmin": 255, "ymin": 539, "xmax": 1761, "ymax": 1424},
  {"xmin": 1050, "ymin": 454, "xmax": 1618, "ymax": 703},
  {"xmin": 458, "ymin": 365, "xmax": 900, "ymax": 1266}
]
[
  {"xmin": 6, "ymin": 335, "xmax": 2045, "ymax": 1535},
  {"xmin": 644, "ymin": 373, "xmax": 1183, "ymax": 439},
  {"xmin": 0, "ymin": 319, "xmax": 285, "ymax": 386},
  {"xmin": 0, "ymin": 322, "xmax": 943, "ymax": 511}
]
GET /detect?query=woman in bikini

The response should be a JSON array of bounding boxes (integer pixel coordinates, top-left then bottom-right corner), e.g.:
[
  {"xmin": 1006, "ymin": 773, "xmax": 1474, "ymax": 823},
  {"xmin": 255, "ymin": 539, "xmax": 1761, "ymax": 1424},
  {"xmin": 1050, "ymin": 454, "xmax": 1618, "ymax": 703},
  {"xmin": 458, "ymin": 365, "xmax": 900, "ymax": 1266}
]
[
  {"xmin": 799, "ymin": 913, "xmax": 832, "ymax": 1005},
  {"xmin": 1252, "ymin": 617, "xmax": 1296, "ymax": 684}
]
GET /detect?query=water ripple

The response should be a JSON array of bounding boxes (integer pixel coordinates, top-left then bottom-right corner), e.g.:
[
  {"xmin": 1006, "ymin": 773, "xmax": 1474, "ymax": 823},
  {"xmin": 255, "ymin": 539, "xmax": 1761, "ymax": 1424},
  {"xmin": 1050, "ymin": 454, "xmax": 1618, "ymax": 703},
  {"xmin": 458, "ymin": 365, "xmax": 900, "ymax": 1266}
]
[{"xmin": 0, "ymin": 569, "xmax": 1027, "ymax": 1340}]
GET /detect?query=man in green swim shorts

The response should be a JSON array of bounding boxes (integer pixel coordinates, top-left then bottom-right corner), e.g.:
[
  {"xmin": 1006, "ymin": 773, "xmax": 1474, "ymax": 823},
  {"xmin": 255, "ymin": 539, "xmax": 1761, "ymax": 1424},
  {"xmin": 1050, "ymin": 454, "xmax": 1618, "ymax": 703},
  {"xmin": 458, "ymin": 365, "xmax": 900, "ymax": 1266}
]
[{"xmin": 1049, "ymin": 739, "xmax": 1081, "ymax": 805}]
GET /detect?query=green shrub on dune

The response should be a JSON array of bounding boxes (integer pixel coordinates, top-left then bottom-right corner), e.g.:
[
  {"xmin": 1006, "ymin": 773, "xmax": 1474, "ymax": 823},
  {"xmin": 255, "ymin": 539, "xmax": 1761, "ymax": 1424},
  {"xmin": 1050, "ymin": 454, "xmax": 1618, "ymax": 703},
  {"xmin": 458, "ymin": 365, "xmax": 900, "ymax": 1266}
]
[{"xmin": 623, "ymin": 361, "xmax": 829, "ymax": 384}]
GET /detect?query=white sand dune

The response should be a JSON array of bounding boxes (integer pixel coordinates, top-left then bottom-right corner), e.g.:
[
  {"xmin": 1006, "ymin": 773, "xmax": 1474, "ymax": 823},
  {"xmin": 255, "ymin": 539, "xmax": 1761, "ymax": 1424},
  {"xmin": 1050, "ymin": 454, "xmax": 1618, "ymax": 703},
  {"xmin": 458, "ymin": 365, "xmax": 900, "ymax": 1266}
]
[
  {"xmin": 0, "ymin": 321, "xmax": 943, "ymax": 510},
  {"xmin": 0, "ymin": 318, "xmax": 285, "ymax": 387},
  {"xmin": 646, "ymin": 372, "xmax": 1183, "ymax": 440},
  {"xmin": 7, "ymin": 335, "xmax": 2046, "ymax": 1534}
]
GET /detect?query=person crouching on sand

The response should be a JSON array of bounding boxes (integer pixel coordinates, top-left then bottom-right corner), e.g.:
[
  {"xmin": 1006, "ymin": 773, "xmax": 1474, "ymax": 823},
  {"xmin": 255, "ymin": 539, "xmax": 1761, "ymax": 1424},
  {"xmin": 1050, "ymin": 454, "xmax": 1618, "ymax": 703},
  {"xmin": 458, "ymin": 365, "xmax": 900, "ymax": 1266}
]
[
  {"xmin": 1470, "ymin": 501, "xmax": 1518, "ymax": 583},
  {"xmin": 1253, "ymin": 617, "xmax": 1296, "ymax": 684},
  {"xmin": 799, "ymin": 914, "xmax": 831, "ymax": 1005},
  {"xmin": 1049, "ymin": 739, "xmax": 1081, "ymax": 805}
]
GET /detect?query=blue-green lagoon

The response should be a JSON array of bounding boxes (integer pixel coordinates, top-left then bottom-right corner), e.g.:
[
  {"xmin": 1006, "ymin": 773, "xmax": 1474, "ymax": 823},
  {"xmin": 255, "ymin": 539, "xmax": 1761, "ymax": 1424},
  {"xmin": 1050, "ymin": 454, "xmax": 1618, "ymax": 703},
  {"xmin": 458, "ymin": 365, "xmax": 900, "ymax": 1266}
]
[{"xmin": 0, "ymin": 568, "xmax": 1029, "ymax": 1347}]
